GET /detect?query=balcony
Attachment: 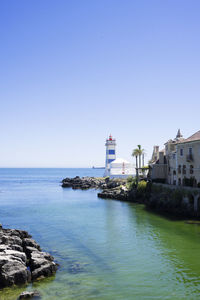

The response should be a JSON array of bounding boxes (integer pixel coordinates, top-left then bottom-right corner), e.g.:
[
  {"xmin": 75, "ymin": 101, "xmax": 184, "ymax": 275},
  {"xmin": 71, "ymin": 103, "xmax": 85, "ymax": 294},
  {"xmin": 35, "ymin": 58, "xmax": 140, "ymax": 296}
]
[{"xmin": 186, "ymin": 154, "xmax": 194, "ymax": 162}]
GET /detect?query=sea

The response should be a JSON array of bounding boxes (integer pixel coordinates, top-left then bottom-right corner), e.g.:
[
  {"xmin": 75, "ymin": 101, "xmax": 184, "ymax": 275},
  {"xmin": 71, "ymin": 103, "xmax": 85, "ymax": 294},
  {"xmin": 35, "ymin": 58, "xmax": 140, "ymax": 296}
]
[{"xmin": 0, "ymin": 168, "xmax": 200, "ymax": 300}]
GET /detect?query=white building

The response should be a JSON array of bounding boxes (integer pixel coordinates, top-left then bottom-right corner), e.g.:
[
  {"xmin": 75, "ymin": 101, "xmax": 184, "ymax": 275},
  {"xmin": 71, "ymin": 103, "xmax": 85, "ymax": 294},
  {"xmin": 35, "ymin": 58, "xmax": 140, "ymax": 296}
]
[
  {"xmin": 110, "ymin": 158, "xmax": 135, "ymax": 178},
  {"xmin": 104, "ymin": 135, "xmax": 135, "ymax": 178}
]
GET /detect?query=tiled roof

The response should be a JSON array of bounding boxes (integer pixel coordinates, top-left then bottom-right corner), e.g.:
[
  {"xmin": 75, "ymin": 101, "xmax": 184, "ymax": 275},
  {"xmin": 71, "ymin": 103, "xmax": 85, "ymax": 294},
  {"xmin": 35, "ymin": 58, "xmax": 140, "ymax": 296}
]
[{"xmin": 179, "ymin": 130, "xmax": 200, "ymax": 144}]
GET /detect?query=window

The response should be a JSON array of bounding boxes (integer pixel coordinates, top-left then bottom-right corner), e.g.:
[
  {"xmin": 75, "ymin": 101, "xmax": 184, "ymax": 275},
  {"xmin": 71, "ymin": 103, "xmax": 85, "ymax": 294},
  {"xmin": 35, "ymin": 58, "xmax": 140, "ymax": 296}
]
[
  {"xmin": 187, "ymin": 148, "xmax": 193, "ymax": 162},
  {"xmin": 190, "ymin": 165, "xmax": 194, "ymax": 174},
  {"xmin": 173, "ymin": 153, "xmax": 176, "ymax": 159},
  {"xmin": 178, "ymin": 165, "xmax": 181, "ymax": 174},
  {"xmin": 108, "ymin": 149, "xmax": 115, "ymax": 155},
  {"xmin": 180, "ymin": 149, "xmax": 183, "ymax": 156},
  {"xmin": 182, "ymin": 165, "xmax": 186, "ymax": 175}
]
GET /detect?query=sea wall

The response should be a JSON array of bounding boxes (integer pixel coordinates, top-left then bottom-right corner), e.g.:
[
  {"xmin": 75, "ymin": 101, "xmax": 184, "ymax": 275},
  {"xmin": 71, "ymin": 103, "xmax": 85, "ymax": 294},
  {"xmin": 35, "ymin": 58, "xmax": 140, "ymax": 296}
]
[
  {"xmin": 98, "ymin": 180, "xmax": 200, "ymax": 218},
  {"xmin": 145, "ymin": 183, "xmax": 200, "ymax": 218}
]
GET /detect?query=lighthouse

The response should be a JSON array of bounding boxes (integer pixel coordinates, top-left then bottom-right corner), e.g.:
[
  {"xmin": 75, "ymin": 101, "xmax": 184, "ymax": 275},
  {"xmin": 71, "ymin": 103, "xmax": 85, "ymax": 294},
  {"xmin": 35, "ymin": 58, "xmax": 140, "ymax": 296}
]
[
  {"xmin": 104, "ymin": 135, "xmax": 116, "ymax": 177},
  {"xmin": 104, "ymin": 135, "xmax": 135, "ymax": 178}
]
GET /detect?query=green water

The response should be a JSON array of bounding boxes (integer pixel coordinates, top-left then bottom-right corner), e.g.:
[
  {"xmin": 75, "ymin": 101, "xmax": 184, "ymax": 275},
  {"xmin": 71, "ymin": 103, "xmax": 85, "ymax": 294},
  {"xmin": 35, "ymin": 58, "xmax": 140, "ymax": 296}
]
[{"xmin": 0, "ymin": 169, "xmax": 200, "ymax": 299}]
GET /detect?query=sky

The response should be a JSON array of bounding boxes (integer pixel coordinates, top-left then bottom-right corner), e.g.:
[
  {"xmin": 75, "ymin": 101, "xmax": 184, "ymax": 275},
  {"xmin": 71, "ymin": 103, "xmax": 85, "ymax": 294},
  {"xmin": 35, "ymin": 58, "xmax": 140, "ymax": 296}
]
[{"xmin": 0, "ymin": 0, "xmax": 200, "ymax": 167}]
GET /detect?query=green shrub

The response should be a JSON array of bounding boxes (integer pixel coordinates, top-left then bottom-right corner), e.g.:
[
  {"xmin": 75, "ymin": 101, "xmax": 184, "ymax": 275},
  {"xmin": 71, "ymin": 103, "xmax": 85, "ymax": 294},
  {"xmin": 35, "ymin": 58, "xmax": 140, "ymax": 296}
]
[
  {"xmin": 126, "ymin": 176, "xmax": 137, "ymax": 190},
  {"xmin": 137, "ymin": 180, "xmax": 147, "ymax": 192}
]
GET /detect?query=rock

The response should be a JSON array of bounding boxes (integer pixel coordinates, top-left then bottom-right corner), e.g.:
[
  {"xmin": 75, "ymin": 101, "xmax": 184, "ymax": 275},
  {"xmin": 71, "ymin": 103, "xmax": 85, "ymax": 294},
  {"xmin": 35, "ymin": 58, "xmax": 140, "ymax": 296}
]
[
  {"xmin": 31, "ymin": 262, "xmax": 57, "ymax": 281},
  {"xmin": 31, "ymin": 251, "xmax": 54, "ymax": 262},
  {"xmin": 1, "ymin": 234, "xmax": 22, "ymax": 246},
  {"xmin": 29, "ymin": 249, "xmax": 57, "ymax": 280},
  {"xmin": 3, "ymin": 249, "xmax": 27, "ymax": 264},
  {"xmin": 61, "ymin": 182, "xmax": 71, "ymax": 187},
  {"xmin": 11, "ymin": 244, "xmax": 24, "ymax": 252},
  {"xmin": 0, "ymin": 225, "xmax": 58, "ymax": 289},
  {"xmin": 98, "ymin": 186, "xmax": 129, "ymax": 201},
  {"xmin": 17, "ymin": 230, "xmax": 32, "ymax": 239},
  {"xmin": 62, "ymin": 176, "xmax": 126, "ymax": 191},
  {"xmin": 0, "ymin": 245, "xmax": 11, "ymax": 252},
  {"xmin": 23, "ymin": 238, "xmax": 41, "ymax": 251},
  {"xmin": 25, "ymin": 246, "xmax": 40, "ymax": 258},
  {"xmin": 18, "ymin": 290, "xmax": 41, "ymax": 299},
  {"xmin": 0, "ymin": 260, "xmax": 30, "ymax": 288}
]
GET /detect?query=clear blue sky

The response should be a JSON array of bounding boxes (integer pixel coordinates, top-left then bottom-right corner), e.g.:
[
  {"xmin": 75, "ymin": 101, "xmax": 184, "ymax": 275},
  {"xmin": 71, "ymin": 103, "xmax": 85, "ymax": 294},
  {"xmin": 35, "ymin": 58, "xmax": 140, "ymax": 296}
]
[{"xmin": 0, "ymin": 0, "xmax": 200, "ymax": 167}]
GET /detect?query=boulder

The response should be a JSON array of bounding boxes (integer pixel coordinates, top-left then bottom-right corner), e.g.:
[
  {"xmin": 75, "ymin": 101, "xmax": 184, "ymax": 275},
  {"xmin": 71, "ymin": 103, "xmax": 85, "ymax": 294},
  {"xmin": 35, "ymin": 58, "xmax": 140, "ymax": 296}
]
[
  {"xmin": 25, "ymin": 246, "xmax": 40, "ymax": 258},
  {"xmin": 30, "ymin": 250, "xmax": 57, "ymax": 280},
  {"xmin": 0, "ymin": 225, "xmax": 58, "ymax": 289},
  {"xmin": 23, "ymin": 238, "xmax": 41, "ymax": 251},
  {"xmin": 1, "ymin": 234, "xmax": 22, "ymax": 246},
  {"xmin": 3, "ymin": 250, "xmax": 27, "ymax": 264},
  {"xmin": 0, "ymin": 260, "xmax": 31, "ymax": 288},
  {"xmin": 10, "ymin": 244, "xmax": 24, "ymax": 252},
  {"xmin": 31, "ymin": 262, "xmax": 57, "ymax": 281},
  {"xmin": 98, "ymin": 186, "xmax": 128, "ymax": 201},
  {"xmin": 18, "ymin": 290, "xmax": 41, "ymax": 299}
]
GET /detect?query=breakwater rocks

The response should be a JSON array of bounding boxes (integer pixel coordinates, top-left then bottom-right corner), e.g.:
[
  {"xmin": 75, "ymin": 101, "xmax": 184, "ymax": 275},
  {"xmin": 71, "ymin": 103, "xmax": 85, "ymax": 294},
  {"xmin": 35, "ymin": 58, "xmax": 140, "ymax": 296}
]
[
  {"xmin": 62, "ymin": 176, "xmax": 125, "ymax": 190},
  {"xmin": 0, "ymin": 225, "xmax": 58, "ymax": 289},
  {"xmin": 98, "ymin": 186, "xmax": 129, "ymax": 200},
  {"xmin": 62, "ymin": 176, "xmax": 129, "ymax": 200},
  {"xmin": 62, "ymin": 176, "xmax": 106, "ymax": 189}
]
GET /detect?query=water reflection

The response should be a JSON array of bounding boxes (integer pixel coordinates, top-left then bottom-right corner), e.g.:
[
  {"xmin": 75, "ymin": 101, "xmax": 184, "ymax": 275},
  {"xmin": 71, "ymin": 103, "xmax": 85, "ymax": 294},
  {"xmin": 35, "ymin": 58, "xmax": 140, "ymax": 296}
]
[{"xmin": 126, "ymin": 202, "xmax": 200, "ymax": 294}]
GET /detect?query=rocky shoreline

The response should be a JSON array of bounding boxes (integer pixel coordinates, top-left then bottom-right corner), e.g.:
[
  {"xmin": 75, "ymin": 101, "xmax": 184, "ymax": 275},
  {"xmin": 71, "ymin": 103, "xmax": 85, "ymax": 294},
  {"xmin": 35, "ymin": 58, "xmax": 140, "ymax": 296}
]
[
  {"xmin": 62, "ymin": 176, "xmax": 129, "ymax": 199},
  {"xmin": 62, "ymin": 176, "xmax": 200, "ymax": 218},
  {"xmin": 62, "ymin": 176, "xmax": 140, "ymax": 202},
  {"xmin": 0, "ymin": 225, "xmax": 58, "ymax": 290}
]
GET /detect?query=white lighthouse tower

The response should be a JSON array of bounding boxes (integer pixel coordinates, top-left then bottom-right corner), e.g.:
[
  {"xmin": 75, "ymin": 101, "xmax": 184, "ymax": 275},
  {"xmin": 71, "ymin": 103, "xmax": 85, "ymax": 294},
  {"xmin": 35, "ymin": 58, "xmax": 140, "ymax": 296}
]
[{"xmin": 104, "ymin": 135, "xmax": 116, "ymax": 177}]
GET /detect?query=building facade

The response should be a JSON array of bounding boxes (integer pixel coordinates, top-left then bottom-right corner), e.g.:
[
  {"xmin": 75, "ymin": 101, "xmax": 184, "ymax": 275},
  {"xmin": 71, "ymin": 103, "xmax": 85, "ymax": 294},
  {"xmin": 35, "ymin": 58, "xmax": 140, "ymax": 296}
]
[
  {"xmin": 150, "ymin": 130, "xmax": 200, "ymax": 187},
  {"xmin": 175, "ymin": 131, "xmax": 200, "ymax": 186},
  {"xmin": 149, "ymin": 146, "xmax": 167, "ymax": 181}
]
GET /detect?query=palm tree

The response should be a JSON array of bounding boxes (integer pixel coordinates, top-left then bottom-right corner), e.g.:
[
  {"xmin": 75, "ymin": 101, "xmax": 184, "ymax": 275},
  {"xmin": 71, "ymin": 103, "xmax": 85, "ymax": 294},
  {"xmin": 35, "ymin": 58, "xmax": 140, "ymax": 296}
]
[
  {"xmin": 132, "ymin": 147, "xmax": 140, "ymax": 182},
  {"xmin": 132, "ymin": 145, "xmax": 145, "ymax": 181},
  {"xmin": 132, "ymin": 148, "xmax": 139, "ymax": 169},
  {"xmin": 136, "ymin": 145, "xmax": 145, "ymax": 169}
]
